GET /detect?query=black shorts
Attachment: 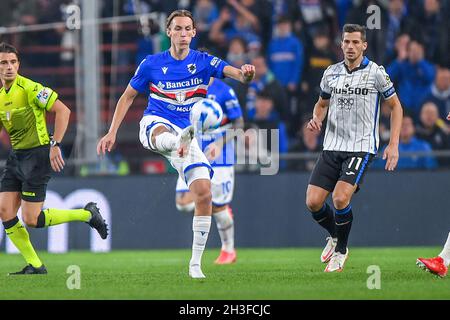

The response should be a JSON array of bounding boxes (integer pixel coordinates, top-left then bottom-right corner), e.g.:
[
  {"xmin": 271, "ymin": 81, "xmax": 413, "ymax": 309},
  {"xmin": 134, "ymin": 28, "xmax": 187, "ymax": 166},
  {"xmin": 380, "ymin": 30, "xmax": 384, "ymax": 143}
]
[
  {"xmin": 309, "ymin": 151, "xmax": 374, "ymax": 193},
  {"xmin": 0, "ymin": 145, "xmax": 52, "ymax": 202}
]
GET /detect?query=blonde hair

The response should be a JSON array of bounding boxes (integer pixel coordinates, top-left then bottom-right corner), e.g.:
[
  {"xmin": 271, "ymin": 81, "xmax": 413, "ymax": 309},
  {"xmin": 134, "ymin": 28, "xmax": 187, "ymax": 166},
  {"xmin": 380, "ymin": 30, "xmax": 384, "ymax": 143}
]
[{"xmin": 166, "ymin": 10, "xmax": 195, "ymax": 29}]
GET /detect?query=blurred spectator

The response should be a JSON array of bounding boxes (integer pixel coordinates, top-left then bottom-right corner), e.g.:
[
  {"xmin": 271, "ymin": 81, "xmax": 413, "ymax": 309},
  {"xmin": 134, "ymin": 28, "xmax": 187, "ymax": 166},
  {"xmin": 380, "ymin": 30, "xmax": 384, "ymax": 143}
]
[
  {"xmin": 225, "ymin": 36, "xmax": 248, "ymax": 68},
  {"xmin": 223, "ymin": 37, "xmax": 249, "ymax": 107},
  {"xmin": 243, "ymin": 55, "xmax": 289, "ymax": 123},
  {"xmin": 292, "ymin": 0, "xmax": 339, "ymax": 45},
  {"xmin": 230, "ymin": 0, "xmax": 272, "ymax": 50},
  {"xmin": 387, "ymin": 40, "xmax": 435, "ymax": 118},
  {"xmin": 374, "ymin": 114, "xmax": 437, "ymax": 170},
  {"xmin": 268, "ymin": 15, "xmax": 304, "ymax": 136},
  {"xmin": 300, "ymin": 28, "xmax": 337, "ymax": 116},
  {"xmin": 209, "ymin": 1, "xmax": 264, "ymax": 57},
  {"xmin": 268, "ymin": 16, "xmax": 304, "ymax": 92},
  {"xmin": 335, "ymin": 0, "xmax": 353, "ymax": 29},
  {"xmin": 346, "ymin": 0, "xmax": 389, "ymax": 63},
  {"xmin": 191, "ymin": 0, "xmax": 219, "ymax": 49},
  {"xmin": 404, "ymin": 0, "xmax": 449, "ymax": 66},
  {"xmin": 246, "ymin": 89, "xmax": 289, "ymax": 168},
  {"xmin": 385, "ymin": 32, "xmax": 410, "ymax": 66},
  {"xmin": 421, "ymin": 67, "xmax": 450, "ymax": 120},
  {"xmin": 288, "ymin": 115, "xmax": 321, "ymax": 171},
  {"xmin": 384, "ymin": 0, "xmax": 408, "ymax": 64},
  {"xmin": 271, "ymin": 0, "xmax": 298, "ymax": 27},
  {"xmin": 416, "ymin": 102, "xmax": 449, "ymax": 166}
]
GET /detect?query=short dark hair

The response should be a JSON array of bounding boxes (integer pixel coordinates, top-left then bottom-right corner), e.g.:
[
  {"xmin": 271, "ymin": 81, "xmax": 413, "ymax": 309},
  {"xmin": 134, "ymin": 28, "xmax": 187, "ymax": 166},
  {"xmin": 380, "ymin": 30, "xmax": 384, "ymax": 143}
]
[
  {"xmin": 276, "ymin": 15, "xmax": 291, "ymax": 24},
  {"xmin": 342, "ymin": 24, "xmax": 366, "ymax": 42},
  {"xmin": 256, "ymin": 88, "xmax": 273, "ymax": 101},
  {"xmin": 166, "ymin": 9, "xmax": 195, "ymax": 29},
  {"xmin": 0, "ymin": 42, "xmax": 19, "ymax": 60}
]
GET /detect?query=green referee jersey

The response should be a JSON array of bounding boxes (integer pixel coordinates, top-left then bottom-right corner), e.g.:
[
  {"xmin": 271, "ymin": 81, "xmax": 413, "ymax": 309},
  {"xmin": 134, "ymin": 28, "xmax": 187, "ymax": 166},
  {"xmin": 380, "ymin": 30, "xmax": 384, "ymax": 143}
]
[{"xmin": 0, "ymin": 74, "xmax": 58, "ymax": 150}]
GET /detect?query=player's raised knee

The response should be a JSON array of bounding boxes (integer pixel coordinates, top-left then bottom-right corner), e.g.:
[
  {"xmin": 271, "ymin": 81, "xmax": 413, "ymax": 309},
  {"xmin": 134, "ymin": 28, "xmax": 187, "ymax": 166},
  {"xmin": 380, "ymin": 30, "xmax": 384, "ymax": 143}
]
[
  {"xmin": 332, "ymin": 194, "xmax": 350, "ymax": 210},
  {"xmin": 306, "ymin": 194, "xmax": 325, "ymax": 213}
]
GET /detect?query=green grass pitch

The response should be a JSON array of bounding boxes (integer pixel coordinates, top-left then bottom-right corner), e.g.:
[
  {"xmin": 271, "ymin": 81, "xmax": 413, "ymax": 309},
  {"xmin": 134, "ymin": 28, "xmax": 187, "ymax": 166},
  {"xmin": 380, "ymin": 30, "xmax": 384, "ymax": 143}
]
[{"xmin": 1, "ymin": 247, "xmax": 448, "ymax": 300}]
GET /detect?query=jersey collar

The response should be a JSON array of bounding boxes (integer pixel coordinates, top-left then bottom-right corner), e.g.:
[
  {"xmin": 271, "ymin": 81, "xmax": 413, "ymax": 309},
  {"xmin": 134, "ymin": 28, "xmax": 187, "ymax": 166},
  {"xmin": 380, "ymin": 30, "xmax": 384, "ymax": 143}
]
[
  {"xmin": 3, "ymin": 76, "xmax": 19, "ymax": 94},
  {"xmin": 343, "ymin": 56, "xmax": 369, "ymax": 74}
]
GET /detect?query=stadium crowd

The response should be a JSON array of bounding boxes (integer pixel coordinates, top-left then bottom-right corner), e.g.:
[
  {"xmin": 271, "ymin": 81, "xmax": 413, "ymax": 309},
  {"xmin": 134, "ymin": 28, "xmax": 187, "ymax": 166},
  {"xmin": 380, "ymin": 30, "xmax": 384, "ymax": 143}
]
[{"xmin": 0, "ymin": 0, "xmax": 449, "ymax": 173}]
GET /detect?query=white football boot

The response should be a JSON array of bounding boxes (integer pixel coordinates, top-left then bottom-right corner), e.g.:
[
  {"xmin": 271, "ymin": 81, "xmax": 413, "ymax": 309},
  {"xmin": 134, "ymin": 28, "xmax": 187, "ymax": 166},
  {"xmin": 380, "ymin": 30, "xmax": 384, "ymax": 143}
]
[
  {"xmin": 321, "ymin": 237, "xmax": 337, "ymax": 263},
  {"xmin": 189, "ymin": 264, "xmax": 206, "ymax": 279},
  {"xmin": 176, "ymin": 125, "xmax": 195, "ymax": 157},
  {"xmin": 324, "ymin": 249, "xmax": 349, "ymax": 272}
]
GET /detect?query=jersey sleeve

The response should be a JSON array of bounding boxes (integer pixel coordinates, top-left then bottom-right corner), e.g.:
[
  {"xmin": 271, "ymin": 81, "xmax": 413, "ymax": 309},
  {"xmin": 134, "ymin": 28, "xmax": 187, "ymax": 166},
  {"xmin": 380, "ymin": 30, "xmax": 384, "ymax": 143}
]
[
  {"xmin": 206, "ymin": 54, "xmax": 229, "ymax": 79},
  {"xmin": 319, "ymin": 67, "xmax": 332, "ymax": 99},
  {"xmin": 30, "ymin": 82, "xmax": 59, "ymax": 111},
  {"xmin": 223, "ymin": 87, "xmax": 242, "ymax": 121},
  {"xmin": 375, "ymin": 66, "xmax": 396, "ymax": 99},
  {"xmin": 129, "ymin": 57, "xmax": 151, "ymax": 93}
]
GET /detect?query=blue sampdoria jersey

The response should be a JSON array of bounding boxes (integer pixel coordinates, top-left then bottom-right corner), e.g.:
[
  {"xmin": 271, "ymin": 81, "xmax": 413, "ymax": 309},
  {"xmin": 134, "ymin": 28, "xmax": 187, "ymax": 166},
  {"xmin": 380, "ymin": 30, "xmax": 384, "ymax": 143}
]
[
  {"xmin": 130, "ymin": 49, "xmax": 229, "ymax": 129},
  {"xmin": 199, "ymin": 79, "xmax": 243, "ymax": 166}
]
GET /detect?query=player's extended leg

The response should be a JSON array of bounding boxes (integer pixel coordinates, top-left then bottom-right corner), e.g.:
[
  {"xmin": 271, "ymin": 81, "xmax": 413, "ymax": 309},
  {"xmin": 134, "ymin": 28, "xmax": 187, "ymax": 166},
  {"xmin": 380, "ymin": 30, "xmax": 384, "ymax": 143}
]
[
  {"xmin": 189, "ymin": 177, "xmax": 212, "ymax": 279},
  {"xmin": 213, "ymin": 204, "xmax": 236, "ymax": 265},
  {"xmin": 325, "ymin": 181, "xmax": 357, "ymax": 272},
  {"xmin": 416, "ymin": 232, "xmax": 450, "ymax": 278},
  {"xmin": 0, "ymin": 192, "xmax": 46, "ymax": 275},
  {"xmin": 306, "ymin": 184, "xmax": 336, "ymax": 262},
  {"xmin": 20, "ymin": 200, "xmax": 108, "ymax": 239}
]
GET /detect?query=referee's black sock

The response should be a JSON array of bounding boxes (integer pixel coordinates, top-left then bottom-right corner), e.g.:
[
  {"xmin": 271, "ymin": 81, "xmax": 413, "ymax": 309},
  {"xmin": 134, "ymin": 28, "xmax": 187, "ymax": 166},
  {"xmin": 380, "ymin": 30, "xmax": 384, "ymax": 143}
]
[
  {"xmin": 310, "ymin": 203, "xmax": 337, "ymax": 238},
  {"xmin": 335, "ymin": 205, "xmax": 353, "ymax": 254}
]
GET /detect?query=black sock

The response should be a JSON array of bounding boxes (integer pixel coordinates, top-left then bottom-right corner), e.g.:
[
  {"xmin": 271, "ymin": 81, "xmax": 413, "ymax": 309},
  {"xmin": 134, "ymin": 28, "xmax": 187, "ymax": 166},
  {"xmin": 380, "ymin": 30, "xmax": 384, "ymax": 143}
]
[
  {"xmin": 310, "ymin": 203, "xmax": 337, "ymax": 238},
  {"xmin": 335, "ymin": 205, "xmax": 353, "ymax": 254}
]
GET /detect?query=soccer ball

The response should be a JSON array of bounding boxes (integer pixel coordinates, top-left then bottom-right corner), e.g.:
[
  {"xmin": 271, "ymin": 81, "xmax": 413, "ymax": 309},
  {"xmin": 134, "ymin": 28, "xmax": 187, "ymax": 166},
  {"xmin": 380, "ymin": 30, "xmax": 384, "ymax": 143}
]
[{"xmin": 189, "ymin": 98, "xmax": 223, "ymax": 132}]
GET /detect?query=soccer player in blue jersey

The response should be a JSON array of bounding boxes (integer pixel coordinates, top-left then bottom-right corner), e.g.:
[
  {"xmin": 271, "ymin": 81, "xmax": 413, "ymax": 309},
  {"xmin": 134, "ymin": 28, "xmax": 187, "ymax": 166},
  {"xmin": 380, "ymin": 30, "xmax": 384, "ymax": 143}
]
[
  {"xmin": 97, "ymin": 10, "xmax": 255, "ymax": 278},
  {"xmin": 175, "ymin": 76, "xmax": 244, "ymax": 265}
]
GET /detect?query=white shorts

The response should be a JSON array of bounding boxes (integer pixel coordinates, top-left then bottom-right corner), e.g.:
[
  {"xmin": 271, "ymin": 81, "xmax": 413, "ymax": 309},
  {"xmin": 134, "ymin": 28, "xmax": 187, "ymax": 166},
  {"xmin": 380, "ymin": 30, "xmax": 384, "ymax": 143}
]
[
  {"xmin": 139, "ymin": 115, "xmax": 213, "ymax": 187},
  {"xmin": 176, "ymin": 166, "xmax": 235, "ymax": 206}
]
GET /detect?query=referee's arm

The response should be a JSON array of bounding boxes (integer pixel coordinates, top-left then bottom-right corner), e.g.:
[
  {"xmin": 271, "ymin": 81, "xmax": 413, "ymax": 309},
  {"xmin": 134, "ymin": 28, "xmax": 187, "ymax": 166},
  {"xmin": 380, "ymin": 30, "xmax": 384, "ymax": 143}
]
[
  {"xmin": 48, "ymin": 99, "xmax": 71, "ymax": 172},
  {"xmin": 382, "ymin": 94, "xmax": 403, "ymax": 171},
  {"xmin": 307, "ymin": 97, "xmax": 329, "ymax": 133}
]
